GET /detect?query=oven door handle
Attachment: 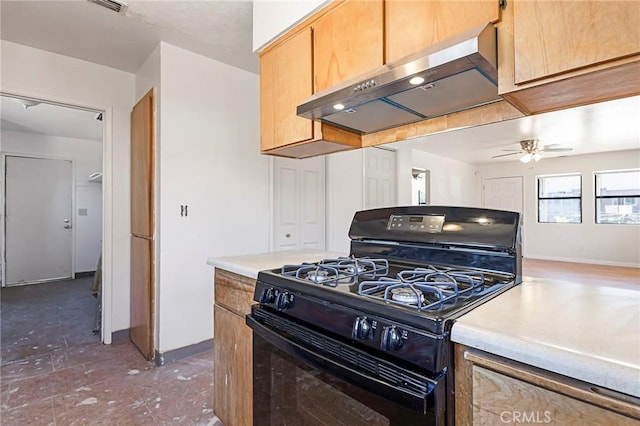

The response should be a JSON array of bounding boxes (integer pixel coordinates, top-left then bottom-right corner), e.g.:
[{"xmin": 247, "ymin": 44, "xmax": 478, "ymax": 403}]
[{"xmin": 247, "ymin": 314, "xmax": 440, "ymax": 414}]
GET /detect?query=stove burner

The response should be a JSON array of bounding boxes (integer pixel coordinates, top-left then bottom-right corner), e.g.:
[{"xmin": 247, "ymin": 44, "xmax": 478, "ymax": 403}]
[
  {"xmin": 391, "ymin": 288, "xmax": 424, "ymax": 305},
  {"xmin": 307, "ymin": 269, "xmax": 331, "ymax": 283}
]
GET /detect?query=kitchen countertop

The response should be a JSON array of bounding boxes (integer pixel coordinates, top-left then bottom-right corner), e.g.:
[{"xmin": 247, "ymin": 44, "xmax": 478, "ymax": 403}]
[
  {"xmin": 206, "ymin": 249, "xmax": 346, "ymax": 279},
  {"xmin": 451, "ymin": 276, "xmax": 640, "ymax": 398}
]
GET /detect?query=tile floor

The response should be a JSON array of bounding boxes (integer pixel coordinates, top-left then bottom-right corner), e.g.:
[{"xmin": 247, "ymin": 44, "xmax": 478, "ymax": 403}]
[{"xmin": 1, "ymin": 277, "xmax": 221, "ymax": 425}]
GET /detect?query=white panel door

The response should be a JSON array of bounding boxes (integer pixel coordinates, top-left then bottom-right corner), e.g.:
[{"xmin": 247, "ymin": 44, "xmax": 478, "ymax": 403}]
[
  {"xmin": 274, "ymin": 156, "xmax": 326, "ymax": 251},
  {"xmin": 5, "ymin": 156, "xmax": 73, "ymax": 285},
  {"xmin": 482, "ymin": 176, "xmax": 523, "ymax": 213},
  {"xmin": 365, "ymin": 148, "xmax": 397, "ymax": 209}
]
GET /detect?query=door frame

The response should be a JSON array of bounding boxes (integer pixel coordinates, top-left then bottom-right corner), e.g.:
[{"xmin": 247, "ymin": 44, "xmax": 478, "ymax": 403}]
[
  {"xmin": 2, "ymin": 153, "xmax": 76, "ymax": 285},
  {"xmin": 0, "ymin": 90, "xmax": 112, "ymax": 344}
]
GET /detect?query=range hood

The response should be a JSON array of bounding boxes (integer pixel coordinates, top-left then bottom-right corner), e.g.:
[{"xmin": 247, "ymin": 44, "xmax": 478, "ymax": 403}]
[{"xmin": 297, "ymin": 23, "xmax": 500, "ymax": 135}]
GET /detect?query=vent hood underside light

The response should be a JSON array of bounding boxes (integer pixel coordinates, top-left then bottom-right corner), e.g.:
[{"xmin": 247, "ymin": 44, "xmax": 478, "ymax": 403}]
[{"xmin": 297, "ymin": 23, "xmax": 500, "ymax": 135}]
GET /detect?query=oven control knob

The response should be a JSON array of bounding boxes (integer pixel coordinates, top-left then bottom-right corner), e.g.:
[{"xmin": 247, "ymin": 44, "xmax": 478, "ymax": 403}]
[
  {"xmin": 352, "ymin": 317, "xmax": 372, "ymax": 340},
  {"xmin": 275, "ymin": 292, "xmax": 293, "ymax": 311},
  {"xmin": 260, "ymin": 287, "xmax": 277, "ymax": 304},
  {"xmin": 381, "ymin": 326, "xmax": 403, "ymax": 351}
]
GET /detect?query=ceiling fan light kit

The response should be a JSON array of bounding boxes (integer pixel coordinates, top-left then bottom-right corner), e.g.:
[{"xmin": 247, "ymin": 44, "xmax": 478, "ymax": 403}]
[{"xmin": 493, "ymin": 139, "xmax": 573, "ymax": 163}]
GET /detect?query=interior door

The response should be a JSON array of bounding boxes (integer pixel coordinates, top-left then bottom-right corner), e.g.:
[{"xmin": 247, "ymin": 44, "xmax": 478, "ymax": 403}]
[
  {"xmin": 364, "ymin": 148, "xmax": 397, "ymax": 209},
  {"xmin": 5, "ymin": 156, "xmax": 73, "ymax": 286},
  {"xmin": 130, "ymin": 89, "xmax": 155, "ymax": 359},
  {"xmin": 273, "ymin": 156, "xmax": 326, "ymax": 251}
]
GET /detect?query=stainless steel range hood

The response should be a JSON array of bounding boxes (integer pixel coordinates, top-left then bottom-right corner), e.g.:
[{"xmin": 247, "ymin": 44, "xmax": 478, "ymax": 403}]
[{"xmin": 297, "ymin": 23, "xmax": 500, "ymax": 135}]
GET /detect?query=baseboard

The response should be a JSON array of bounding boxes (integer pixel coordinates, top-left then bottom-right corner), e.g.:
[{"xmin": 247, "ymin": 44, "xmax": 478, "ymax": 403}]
[
  {"xmin": 75, "ymin": 271, "xmax": 97, "ymax": 278},
  {"xmin": 154, "ymin": 339, "xmax": 214, "ymax": 367},
  {"xmin": 111, "ymin": 329, "xmax": 130, "ymax": 342},
  {"xmin": 524, "ymin": 255, "xmax": 640, "ymax": 268}
]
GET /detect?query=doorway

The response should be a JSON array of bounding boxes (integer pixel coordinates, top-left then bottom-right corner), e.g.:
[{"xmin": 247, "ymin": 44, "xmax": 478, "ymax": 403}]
[
  {"xmin": 412, "ymin": 168, "xmax": 430, "ymax": 205},
  {"xmin": 0, "ymin": 94, "xmax": 105, "ymax": 336}
]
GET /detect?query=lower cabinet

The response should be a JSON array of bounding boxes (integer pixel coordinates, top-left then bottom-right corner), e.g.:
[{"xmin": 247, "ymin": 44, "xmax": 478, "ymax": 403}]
[
  {"xmin": 454, "ymin": 345, "xmax": 640, "ymax": 425},
  {"xmin": 214, "ymin": 269, "xmax": 255, "ymax": 426}
]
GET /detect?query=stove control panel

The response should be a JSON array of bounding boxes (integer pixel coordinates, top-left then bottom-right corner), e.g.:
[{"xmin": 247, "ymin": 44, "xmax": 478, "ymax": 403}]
[{"xmin": 387, "ymin": 214, "xmax": 445, "ymax": 233}]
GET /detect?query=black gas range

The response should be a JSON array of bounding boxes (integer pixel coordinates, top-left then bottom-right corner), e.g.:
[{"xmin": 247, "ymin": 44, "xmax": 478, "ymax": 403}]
[{"xmin": 247, "ymin": 206, "xmax": 522, "ymax": 425}]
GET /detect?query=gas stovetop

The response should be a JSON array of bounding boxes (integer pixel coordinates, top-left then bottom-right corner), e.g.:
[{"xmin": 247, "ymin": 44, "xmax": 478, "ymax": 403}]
[{"xmin": 278, "ymin": 256, "xmax": 511, "ymax": 314}]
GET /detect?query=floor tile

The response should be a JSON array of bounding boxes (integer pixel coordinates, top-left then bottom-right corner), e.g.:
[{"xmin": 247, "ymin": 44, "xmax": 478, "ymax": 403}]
[
  {"xmin": 0, "ymin": 351, "xmax": 54, "ymax": 383},
  {"xmin": 52, "ymin": 378, "xmax": 156, "ymax": 426},
  {"xmin": 0, "ymin": 396, "xmax": 56, "ymax": 426}
]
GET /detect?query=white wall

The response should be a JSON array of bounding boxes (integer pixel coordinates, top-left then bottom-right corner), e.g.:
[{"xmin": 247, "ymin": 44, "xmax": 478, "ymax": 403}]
[
  {"xmin": 0, "ymin": 40, "xmax": 135, "ymax": 337},
  {"xmin": 1, "ymin": 130, "xmax": 103, "ymax": 273},
  {"xmin": 409, "ymin": 148, "xmax": 481, "ymax": 207},
  {"xmin": 154, "ymin": 43, "xmax": 270, "ymax": 353},
  {"xmin": 252, "ymin": 0, "xmax": 329, "ymax": 51},
  {"xmin": 478, "ymin": 149, "xmax": 640, "ymax": 266},
  {"xmin": 326, "ymin": 149, "xmax": 364, "ymax": 253}
]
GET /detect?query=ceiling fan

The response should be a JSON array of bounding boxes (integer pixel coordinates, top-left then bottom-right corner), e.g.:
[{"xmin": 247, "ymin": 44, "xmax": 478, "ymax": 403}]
[{"xmin": 492, "ymin": 139, "xmax": 573, "ymax": 163}]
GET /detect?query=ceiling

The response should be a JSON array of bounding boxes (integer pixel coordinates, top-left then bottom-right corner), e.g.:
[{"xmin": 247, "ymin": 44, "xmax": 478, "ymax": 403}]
[
  {"xmin": 400, "ymin": 96, "xmax": 640, "ymax": 165},
  {"xmin": 0, "ymin": 0, "xmax": 258, "ymax": 74},
  {"xmin": 1, "ymin": 95, "xmax": 102, "ymax": 141}
]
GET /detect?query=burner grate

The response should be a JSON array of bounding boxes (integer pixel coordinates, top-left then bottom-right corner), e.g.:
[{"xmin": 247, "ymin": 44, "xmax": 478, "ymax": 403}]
[
  {"xmin": 358, "ymin": 265, "xmax": 488, "ymax": 311},
  {"xmin": 281, "ymin": 257, "xmax": 389, "ymax": 287}
]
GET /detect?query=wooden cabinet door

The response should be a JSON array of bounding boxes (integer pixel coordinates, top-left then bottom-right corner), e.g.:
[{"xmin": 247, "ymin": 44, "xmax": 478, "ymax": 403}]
[
  {"xmin": 513, "ymin": 1, "xmax": 640, "ymax": 84},
  {"xmin": 313, "ymin": 0, "xmax": 383, "ymax": 92},
  {"xmin": 385, "ymin": 0, "xmax": 500, "ymax": 63},
  {"xmin": 260, "ymin": 28, "xmax": 315, "ymax": 152},
  {"xmin": 130, "ymin": 89, "xmax": 154, "ymax": 237},
  {"xmin": 214, "ymin": 305, "xmax": 253, "ymax": 426},
  {"xmin": 130, "ymin": 235, "xmax": 153, "ymax": 359}
]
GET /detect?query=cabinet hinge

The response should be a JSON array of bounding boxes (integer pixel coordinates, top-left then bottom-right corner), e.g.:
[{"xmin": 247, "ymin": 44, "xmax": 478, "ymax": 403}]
[{"xmin": 499, "ymin": 0, "xmax": 507, "ymax": 10}]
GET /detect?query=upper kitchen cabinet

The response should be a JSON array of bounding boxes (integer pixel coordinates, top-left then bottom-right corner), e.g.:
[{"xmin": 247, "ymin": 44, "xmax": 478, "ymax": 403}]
[
  {"xmin": 260, "ymin": 25, "xmax": 362, "ymax": 157},
  {"xmin": 385, "ymin": 0, "xmax": 500, "ymax": 63},
  {"xmin": 260, "ymin": 28, "xmax": 314, "ymax": 152},
  {"xmin": 499, "ymin": 0, "xmax": 640, "ymax": 114},
  {"xmin": 313, "ymin": 0, "xmax": 383, "ymax": 92}
]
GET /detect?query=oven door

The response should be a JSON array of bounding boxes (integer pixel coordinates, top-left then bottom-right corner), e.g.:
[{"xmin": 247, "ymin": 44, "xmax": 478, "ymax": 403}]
[{"xmin": 247, "ymin": 306, "xmax": 446, "ymax": 426}]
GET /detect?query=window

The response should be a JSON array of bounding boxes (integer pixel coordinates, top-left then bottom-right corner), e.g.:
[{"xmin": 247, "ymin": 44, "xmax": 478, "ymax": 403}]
[
  {"xmin": 595, "ymin": 170, "xmax": 640, "ymax": 224},
  {"xmin": 537, "ymin": 174, "xmax": 582, "ymax": 223}
]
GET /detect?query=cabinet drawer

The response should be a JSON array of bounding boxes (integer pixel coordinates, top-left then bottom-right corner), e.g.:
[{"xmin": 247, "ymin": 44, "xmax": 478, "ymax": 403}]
[{"xmin": 214, "ymin": 269, "xmax": 255, "ymax": 316}]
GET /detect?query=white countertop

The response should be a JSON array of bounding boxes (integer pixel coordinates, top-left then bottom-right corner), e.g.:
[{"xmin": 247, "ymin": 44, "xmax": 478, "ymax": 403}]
[
  {"xmin": 206, "ymin": 249, "xmax": 347, "ymax": 279},
  {"xmin": 451, "ymin": 276, "xmax": 640, "ymax": 398}
]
